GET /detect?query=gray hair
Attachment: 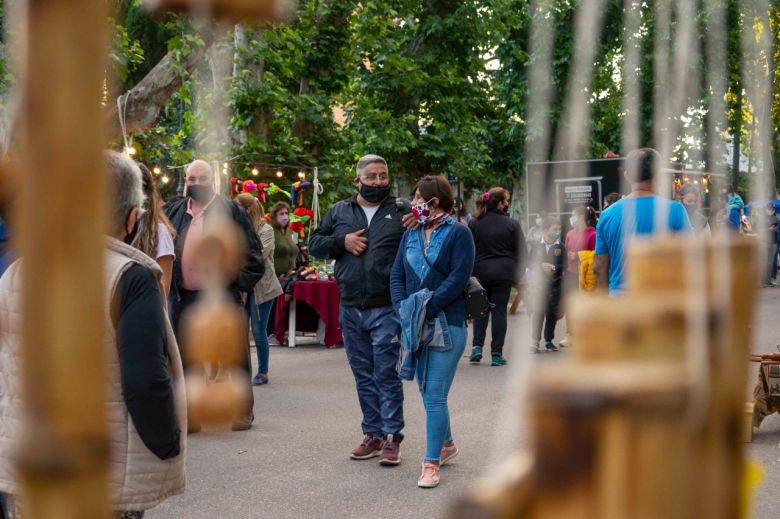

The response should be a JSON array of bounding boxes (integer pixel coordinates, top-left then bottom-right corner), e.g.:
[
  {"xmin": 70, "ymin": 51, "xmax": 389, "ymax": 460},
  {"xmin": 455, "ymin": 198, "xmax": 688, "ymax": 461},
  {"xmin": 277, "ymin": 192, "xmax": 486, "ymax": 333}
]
[
  {"xmin": 356, "ymin": 154, "xmax": 387, "ymax": 177},
  {"xmin": 105, "ymin": 150, "xmax": 145, "ymax": 236}
]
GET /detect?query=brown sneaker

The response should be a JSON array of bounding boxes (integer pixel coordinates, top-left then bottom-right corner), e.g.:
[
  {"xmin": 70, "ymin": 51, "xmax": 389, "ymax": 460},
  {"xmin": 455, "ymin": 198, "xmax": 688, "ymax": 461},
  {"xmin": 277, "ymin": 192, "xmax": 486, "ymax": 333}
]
[
  {"xmin": 350, "ymin": 434, "xmax": 382, "ymax": 460},
  {"xmin": 379, "ymin": 434, "xmax": 402, "ymax": 466},
  {"xmin": 440, "ymin": 442, "xmax": 458, "ymax": 466},
  {"xmin": 418, "ymin": 461, "xmax": 441, "ymax": 488}
]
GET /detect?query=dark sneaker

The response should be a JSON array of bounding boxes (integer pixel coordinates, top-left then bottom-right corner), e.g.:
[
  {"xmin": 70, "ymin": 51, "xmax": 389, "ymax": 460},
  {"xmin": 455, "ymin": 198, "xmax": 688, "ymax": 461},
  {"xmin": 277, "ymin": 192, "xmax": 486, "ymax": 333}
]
[
  {"xmin": 350, "ymin": 434, "xmax": 382, "ymax": 460},
  {"xmin": 530, "ymin": 342, "xmax": 541, "ymax": 354},
  {"xmin": 252, "ymin": 372, "xmax": 269, "ymax": 385},
  {"xmin": 545, "ymin": 341, "xmax": 559, "ymax": 352},
  {"xmin": 491, "ymin": 355, "xmax": 507, "ymax": 366},
  {"xmin": 231, "ymin": 414, "xmax": 254, "ymax": 431},
  {"xmin": 469, "ymin": 347, "xmax": 483, "ymax": 364},
  {"xmin": 379, "ymin": 434, "xmax": 402, "ymax": 466}
]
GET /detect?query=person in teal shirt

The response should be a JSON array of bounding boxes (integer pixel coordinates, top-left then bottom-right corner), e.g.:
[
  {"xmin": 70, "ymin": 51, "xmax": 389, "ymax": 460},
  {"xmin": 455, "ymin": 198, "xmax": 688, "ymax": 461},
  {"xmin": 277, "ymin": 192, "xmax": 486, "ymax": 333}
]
[{"xmin": 594, "ymin": 148, "xmax": 692, "ymax": 295}]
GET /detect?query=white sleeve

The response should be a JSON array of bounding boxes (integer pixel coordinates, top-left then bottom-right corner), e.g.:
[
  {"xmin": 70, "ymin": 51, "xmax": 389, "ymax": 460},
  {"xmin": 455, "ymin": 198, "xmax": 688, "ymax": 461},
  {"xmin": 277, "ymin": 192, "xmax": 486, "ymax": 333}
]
[{"xmin": 155, "ymin": 222, "xmax": 176, "ymax": 260}]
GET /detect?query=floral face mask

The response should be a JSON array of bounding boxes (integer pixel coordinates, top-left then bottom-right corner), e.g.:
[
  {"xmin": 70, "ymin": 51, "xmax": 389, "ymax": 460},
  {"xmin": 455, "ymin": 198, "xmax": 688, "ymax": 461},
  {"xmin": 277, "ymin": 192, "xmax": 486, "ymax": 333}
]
[{"xmin": 412, "ymin": 198, "xmax": 445, "ymax": 227}]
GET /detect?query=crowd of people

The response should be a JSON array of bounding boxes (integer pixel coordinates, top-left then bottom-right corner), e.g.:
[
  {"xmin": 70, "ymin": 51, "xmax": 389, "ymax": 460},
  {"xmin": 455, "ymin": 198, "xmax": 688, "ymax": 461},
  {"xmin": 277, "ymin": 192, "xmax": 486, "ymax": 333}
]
[{"xmin": 2, "ymin": 146, "xmax": 778, "ymax": 517}]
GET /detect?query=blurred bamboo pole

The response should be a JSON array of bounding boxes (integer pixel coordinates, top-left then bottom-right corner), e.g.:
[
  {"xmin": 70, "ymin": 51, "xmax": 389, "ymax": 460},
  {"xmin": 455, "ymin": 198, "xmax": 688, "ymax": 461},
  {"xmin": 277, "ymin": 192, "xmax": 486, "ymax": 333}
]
[
  {"xmin": 15, "ymin": 0, "xmax": 110, "ymax": 516},
  {"xmin": 453, "ymin": 236, "xmax": 757, "ymax": 519}
]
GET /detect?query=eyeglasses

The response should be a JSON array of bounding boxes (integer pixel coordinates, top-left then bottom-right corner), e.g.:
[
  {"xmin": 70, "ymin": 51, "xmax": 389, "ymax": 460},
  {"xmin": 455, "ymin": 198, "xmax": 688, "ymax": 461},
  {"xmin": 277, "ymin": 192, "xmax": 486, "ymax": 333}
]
[{"xmin": 360, "ymin": 173, "xmax": 389, "ymax": 182}]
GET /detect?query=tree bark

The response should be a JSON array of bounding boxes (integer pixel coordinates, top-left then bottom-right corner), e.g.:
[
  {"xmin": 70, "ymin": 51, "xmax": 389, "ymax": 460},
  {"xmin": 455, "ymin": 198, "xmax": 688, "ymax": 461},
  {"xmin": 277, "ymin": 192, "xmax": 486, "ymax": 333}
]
[{"xmin": 107, "ymin": 29, "xmax": 217, "ymax": 139}]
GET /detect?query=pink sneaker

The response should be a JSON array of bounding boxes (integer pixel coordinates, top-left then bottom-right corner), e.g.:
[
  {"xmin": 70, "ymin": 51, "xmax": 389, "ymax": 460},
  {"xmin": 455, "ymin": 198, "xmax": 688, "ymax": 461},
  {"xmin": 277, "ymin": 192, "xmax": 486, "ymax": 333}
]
[
  {"xmin": 417, "ymin": 461, "xmax": 441, "ymax": 488},
  {"xmin": 440, "ymin": 442, "xmax": 458, "ymax": 466}
]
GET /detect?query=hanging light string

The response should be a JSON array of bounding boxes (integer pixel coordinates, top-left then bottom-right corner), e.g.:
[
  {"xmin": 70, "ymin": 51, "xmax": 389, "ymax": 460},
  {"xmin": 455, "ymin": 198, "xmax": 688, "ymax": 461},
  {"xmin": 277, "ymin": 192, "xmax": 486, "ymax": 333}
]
[{"xmin": 164, "ymin": 158, "xmax": 319, "ymax": 175}]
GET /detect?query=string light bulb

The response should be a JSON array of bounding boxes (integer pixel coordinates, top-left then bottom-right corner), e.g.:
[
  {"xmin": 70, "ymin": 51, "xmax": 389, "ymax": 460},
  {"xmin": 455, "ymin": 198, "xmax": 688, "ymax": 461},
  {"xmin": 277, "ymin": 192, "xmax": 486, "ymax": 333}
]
[
  {"xmin": 252, "ymin": 168, "xmax": 259, "ymax": 176},
  {"xmin": 125, "ymin": 146, "xmax": 137, "ymax": 156},
  {"xmin": 298, "ymin": 171, "xmax": 305, "ymax": 179},
  {"xmin": 276, "ymin": 170, "xmax": 283, "ymax": 178},
  {"xmin": 153, "ymin": 166, "xmax": 161, "ymax": 175},
  {"xmin": 161, "ymin": 175, "xmax": 170, "ymax": 184}
]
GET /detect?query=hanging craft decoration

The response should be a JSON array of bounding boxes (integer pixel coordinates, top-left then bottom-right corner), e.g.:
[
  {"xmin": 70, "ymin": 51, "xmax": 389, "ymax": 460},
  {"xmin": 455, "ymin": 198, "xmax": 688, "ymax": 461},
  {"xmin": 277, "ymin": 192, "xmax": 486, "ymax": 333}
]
[
  {"xmin": 229, "ymin": 177, "xmax": 242, "ymax": 199},
  {"xmin": 256, "ymin": 183, "xmax": 269, "ymax": 203},
  {"xmin": 242, "ymin": 180, "xmax": 258, "ymax": 196},
  {"xmin": 290, "ymin": 181, "xmax": 313, "ymax": 207},
  {"xmin": 268, "ymin": 182, "xmax": 291, "ymax": 199}
]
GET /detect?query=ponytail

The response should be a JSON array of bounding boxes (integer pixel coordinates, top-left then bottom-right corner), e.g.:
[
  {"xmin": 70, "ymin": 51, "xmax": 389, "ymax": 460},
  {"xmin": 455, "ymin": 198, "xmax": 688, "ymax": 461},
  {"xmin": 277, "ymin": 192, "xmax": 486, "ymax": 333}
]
[{"xmin": 477, "ymin": 187, "xmax": 510, "ymax": 219}]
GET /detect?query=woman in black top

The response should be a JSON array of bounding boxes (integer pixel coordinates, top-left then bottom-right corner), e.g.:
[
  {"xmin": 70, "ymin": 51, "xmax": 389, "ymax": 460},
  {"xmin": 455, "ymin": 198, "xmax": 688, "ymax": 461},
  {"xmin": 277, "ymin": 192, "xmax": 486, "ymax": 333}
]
[{"xmin": 468, "ymin": 187, "xmax": 526, "ymax": 366}]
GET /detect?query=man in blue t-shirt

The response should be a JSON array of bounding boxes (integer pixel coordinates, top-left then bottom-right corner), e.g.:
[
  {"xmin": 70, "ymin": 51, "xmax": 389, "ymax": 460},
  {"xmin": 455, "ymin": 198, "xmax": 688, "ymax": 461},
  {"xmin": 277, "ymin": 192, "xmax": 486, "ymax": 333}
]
[{"xmin": 594, "ymin": 148, "xmax": 692, "ymax": 295}]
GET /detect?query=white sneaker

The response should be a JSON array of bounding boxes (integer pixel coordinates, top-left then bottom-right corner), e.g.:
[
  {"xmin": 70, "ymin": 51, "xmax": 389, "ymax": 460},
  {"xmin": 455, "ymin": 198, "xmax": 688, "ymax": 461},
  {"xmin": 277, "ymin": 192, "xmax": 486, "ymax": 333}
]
[{"xmin": 268, "ymin": 334, "xmax": 281, "ymax": 346}]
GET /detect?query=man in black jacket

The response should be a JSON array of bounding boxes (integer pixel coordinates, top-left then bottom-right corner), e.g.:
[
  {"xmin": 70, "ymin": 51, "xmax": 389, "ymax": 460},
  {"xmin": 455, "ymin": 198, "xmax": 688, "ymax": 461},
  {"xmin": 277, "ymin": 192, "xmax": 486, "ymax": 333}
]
[
  {"xmin": 165, "ymin": 159, "xmax": 264, "ymax": 432},
  {"xmin": 309, "ymin": 154, "xmax": 407, "ymax": 465}
]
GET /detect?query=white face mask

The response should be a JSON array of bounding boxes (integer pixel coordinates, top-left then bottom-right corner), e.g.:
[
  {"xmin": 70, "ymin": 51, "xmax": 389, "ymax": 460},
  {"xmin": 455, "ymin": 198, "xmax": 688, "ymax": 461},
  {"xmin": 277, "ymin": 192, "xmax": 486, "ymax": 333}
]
[{"xmin": 569, "ymin": 216, "xmax": 578, "ymax": 227}]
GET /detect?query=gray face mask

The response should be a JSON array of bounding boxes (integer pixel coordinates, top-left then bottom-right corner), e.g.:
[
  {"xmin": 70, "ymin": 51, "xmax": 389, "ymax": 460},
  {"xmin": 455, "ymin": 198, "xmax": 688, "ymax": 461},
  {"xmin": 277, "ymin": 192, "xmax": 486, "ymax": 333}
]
[{"xmin": 188, "ymin": 184, "xmax": 214, "ymax": 203}]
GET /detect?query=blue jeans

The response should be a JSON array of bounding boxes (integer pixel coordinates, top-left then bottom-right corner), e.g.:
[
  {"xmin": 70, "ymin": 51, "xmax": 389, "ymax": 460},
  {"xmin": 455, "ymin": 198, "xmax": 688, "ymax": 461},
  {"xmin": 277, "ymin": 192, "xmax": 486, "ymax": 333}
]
[
  {"xmin": 416, "ymin": 324, "xmax": 466, "ymax": 462},
  {"xmin": 340, "ymin": 305, "xmax": 404, "ymax": 437},
  {"xmin": 246, "ymin": 297, "xmax": 275, "ymax": 374}
]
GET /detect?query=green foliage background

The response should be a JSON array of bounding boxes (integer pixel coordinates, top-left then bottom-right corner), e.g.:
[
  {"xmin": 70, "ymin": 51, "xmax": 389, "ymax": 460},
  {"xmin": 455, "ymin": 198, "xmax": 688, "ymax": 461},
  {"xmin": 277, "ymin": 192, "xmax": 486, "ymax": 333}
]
[{"xmin": 47, "ymin": 0, "xmax": 780, "ymax": 206}]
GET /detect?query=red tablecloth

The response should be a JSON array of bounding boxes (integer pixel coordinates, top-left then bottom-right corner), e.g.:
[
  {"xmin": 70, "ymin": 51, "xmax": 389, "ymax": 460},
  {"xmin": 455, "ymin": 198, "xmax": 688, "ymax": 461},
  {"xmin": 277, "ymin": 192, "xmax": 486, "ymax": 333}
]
[{"xmin": 274, "ymin": 280, "xmax": 343, "ymax": 347}]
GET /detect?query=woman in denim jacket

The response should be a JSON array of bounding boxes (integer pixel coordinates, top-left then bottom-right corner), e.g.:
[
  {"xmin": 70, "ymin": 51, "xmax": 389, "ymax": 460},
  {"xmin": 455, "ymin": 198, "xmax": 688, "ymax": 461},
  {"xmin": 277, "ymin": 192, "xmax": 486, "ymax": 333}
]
[{"xmin": 390, "ymin": 175, "xmax": 475, "ymax": 489}]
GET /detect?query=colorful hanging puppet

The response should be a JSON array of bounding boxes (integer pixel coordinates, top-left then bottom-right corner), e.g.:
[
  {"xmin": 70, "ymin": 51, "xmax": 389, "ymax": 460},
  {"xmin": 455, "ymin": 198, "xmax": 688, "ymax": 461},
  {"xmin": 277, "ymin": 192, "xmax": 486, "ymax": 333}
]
[
  {"xmin": 256, "ymin": 182, "xmax": 269, "ymax": 203},
  {"xmin": 290, "ymin": 181, "xmax": 313, "ymax": 207},
  {"xmin": 242, "ymin": 180, "xmax": 258, "ymax": 196},
  {"xmin": 229, "ymin": 177, "xmax": 242, "ymax": 199},
  {"xmin": 268, "ymin": 182, "xmax": 291, "ymax": 199}
]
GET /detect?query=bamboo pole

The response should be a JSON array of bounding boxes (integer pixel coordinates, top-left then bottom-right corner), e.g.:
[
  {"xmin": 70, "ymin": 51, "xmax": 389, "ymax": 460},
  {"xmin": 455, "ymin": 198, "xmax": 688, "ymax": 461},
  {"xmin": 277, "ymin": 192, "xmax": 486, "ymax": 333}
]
[
  {"xmin": 626, "ymin": 236, "xmax": 758, "ymax": 519},
  {"xmin": 14, "ymin": 0, "xmax": 110, "ymax": 516}
]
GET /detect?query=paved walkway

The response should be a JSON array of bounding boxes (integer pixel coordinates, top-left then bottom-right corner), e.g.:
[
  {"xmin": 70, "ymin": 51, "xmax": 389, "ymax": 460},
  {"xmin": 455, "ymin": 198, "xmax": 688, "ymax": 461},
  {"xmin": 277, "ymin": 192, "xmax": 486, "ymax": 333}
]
[{"xmin": 149, "ymin": 289, "xmax": 780, "ymax": 518}]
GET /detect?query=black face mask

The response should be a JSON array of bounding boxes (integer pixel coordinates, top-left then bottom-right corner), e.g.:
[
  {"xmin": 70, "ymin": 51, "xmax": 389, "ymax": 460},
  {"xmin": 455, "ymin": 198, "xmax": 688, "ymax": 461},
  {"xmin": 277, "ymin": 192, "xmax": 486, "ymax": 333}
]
[
  {"xmin": 359, "ymin": 181, "xmax": 391, "ymax": 204},
  {"xmin": 188, "ymin": 184, "xmax": 214, "ymax": 203},
  {"xmin": 124, "ymin": 214, "xmax": 139, "ymax": 245}
]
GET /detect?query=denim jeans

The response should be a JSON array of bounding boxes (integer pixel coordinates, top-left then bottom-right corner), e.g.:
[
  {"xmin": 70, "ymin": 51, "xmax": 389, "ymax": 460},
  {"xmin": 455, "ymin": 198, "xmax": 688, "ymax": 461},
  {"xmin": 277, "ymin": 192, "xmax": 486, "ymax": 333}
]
[
  {"xmin": 472, "ymin": 279, "xmax": 513, "ymax": 356},
  {"xmin": 340, "ymin": 305, "xmax": 404, "ymax": 437},
  {"xmin": 416, "ymin": 324, "xmax": 467, "ymax": 462},
  {"xmin": 246, "ymin": 296, "xmax": 274, "ymax": 374}
]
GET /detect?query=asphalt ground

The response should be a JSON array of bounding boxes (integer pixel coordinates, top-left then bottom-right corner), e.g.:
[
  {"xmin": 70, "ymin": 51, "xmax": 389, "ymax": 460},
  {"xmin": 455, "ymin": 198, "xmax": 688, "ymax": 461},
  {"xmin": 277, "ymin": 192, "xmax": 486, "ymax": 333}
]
[{"xmin": 148, "ymin": 289, "xmax": 780, "ymax": 519}]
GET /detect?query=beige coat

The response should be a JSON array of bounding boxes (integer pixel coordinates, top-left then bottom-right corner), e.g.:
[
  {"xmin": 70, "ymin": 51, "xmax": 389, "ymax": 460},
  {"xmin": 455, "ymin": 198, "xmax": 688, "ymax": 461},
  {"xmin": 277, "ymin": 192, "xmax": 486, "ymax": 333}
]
[
  {"xmin": 0, "ymin": 238, "xmax": 186, "ymax": 511},
  {"xmin": 254, "ymin": 221, "xmax": 283, "ymax": 304}
]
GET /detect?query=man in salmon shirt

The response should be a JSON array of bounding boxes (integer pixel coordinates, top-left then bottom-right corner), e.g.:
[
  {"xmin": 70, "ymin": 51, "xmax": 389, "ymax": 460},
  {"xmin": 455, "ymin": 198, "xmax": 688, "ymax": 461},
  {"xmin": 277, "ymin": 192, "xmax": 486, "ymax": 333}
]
[{"xmin": 165, "ymin": 160, "xmax": 265, "ymax": 433}]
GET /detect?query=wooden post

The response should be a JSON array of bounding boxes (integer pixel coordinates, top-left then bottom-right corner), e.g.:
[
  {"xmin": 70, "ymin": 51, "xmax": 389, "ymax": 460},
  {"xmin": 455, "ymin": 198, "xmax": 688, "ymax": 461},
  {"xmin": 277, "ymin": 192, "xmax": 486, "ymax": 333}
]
[
  {"xmin": 15, "ymin": 0, "xmax": 110, "ymax": 517},
  {"xmin": 453, "ymin": 236, "xmax": 757, "ymax": 518},
  {"xmin": 626, "ymin": 236, "xmax": 758, "ymax": 519}
]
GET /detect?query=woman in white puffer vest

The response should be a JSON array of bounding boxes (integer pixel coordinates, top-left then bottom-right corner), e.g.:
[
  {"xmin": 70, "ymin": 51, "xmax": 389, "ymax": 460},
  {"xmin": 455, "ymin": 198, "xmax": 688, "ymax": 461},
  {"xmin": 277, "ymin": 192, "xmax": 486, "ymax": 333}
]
[{"xmin": 0, "ymin": 151, "xmax": 186, "ymax": 517}]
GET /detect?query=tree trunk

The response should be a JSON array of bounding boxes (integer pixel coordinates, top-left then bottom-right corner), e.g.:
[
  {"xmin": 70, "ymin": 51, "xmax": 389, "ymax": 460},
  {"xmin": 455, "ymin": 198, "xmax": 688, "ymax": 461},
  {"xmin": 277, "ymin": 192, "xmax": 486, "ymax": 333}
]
[
  {"xmin": 732, "ymin": 89, "xmax": 742, "ymax": 187},
  {"xmin": 106, "ymin": 29, "xmax": 217, "ymax": 139}
]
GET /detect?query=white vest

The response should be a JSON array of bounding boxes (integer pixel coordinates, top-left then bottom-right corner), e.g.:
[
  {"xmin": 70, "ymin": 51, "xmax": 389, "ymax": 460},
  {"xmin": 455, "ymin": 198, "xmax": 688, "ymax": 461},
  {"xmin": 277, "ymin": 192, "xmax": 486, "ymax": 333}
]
[{"xmin": 0, "ymin": 237, "xmax": 187, "ymax": 511}]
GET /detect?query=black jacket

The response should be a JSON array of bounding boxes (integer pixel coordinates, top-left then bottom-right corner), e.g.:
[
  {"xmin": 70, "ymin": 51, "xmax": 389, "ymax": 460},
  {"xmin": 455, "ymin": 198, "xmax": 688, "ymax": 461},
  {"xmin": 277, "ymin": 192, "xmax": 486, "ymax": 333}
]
[
  {"xmin": 528, "ymin": 240, "xmax": 566, "ymax": 293},
  {"xmin": 469, "ymin": 210, "xmax": 526, "ymax": 283},
  {"xmin": 309, "ymin": 195, "xmax": 405, "ymax": 308},
  {"xmin": 164, "ymin": 196, "xmax": 264, "ymax": 300}
]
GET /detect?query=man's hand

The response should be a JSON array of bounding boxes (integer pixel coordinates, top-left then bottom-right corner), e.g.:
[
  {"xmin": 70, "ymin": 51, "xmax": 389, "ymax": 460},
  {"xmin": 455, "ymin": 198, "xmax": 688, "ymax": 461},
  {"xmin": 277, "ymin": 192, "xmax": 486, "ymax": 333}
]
[
  {"xmin": 344, "ymin": 229, "xmax": 368, "ymax": 256},
  {"xmin": 240, "ymin": 292, "xmax": 248, "ymax": 305},
  {"xmin": 761, "ymin": 352, "xmax": 780, "ymax": 361},
  {"xmin": 402, "ymin": 212, "xmax": 420, "ymax": 230},
  {"xmin": 542, "ymin": 262, "xmax": 555, "ymax": 275}
]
